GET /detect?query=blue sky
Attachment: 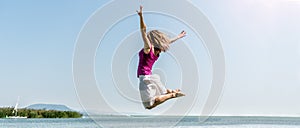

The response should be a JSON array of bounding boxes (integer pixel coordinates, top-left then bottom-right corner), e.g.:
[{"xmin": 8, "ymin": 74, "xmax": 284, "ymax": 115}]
[
  {"xmin": 0, "ymin": 0, "xmax": 109, "ymax": 110},
  {"xmin": 1, "ymin": 0, "xmax": 300, "ymax": 116}
]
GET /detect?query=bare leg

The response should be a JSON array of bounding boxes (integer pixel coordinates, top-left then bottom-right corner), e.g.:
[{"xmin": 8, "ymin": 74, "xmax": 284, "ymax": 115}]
[
  {"xmin": 146, "ymin": 92, "xmax": 185, "ymax": 109},
  {"xmin": 146, "ymin": 93, "xmax": 175, "ymax": 109}
]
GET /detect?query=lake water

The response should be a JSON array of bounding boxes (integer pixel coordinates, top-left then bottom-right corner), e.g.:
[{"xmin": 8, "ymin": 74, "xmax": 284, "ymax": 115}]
[{"xmin": 1, "ymin": 116, "xmax": 300, "ymax": 128}]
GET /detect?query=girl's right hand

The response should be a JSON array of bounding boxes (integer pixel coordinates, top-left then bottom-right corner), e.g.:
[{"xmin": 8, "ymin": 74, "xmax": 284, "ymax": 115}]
[{"xmin": 136, "ymin": 5, "xmax": 143, "ymax": 16}]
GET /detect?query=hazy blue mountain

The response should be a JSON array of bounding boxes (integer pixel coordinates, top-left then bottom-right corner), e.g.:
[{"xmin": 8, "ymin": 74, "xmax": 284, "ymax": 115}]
[{"xmin": 26, "ymin": 104, "xmax": 74, "ymax": 111}]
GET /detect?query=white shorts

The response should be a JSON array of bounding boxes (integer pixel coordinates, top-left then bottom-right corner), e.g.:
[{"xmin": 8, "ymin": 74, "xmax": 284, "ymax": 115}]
[{"xmin": 139, "ymin": 74, "xmax": 167, "ymax": 109}]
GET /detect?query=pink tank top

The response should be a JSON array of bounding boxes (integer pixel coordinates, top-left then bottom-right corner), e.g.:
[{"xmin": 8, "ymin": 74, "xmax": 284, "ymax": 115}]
[{"xmin": 137, "ymin": 47, "xmax": 159, "ymax": 77}]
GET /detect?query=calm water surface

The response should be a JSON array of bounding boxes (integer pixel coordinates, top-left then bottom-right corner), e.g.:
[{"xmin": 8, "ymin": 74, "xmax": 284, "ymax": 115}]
[{"xmin": 1, "ymin": 116, "xmax": 300, "ymax": 128}]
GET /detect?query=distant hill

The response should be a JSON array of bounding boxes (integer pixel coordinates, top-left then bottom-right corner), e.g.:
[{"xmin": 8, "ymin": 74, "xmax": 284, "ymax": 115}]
[{"xmin": 26, "ymin": 104, "xmax": 74, "ymax": 111}]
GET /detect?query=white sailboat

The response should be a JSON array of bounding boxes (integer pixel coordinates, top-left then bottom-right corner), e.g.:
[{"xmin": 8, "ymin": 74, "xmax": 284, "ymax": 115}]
[{"xmin": 6, "ymin": 97, "xmax": 27, "ymax": 119}]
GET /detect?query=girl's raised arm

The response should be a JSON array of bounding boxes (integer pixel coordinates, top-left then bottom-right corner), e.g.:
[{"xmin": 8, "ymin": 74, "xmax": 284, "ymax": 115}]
[{"xmin": 137, "ymin": 6, "xmax": 151, "ymax": 52}]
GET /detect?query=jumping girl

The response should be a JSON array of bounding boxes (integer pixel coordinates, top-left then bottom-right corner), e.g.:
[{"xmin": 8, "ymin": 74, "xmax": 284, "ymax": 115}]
[{"xmin": 136, "ymin": 6, "xmax": 186, "ymax": 109}]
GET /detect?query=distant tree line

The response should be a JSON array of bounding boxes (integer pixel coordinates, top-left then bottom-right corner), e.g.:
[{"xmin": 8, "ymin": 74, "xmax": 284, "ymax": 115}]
[{"xmin": 0, "ymin": 107, "xmax": 82, "ymax": 118}]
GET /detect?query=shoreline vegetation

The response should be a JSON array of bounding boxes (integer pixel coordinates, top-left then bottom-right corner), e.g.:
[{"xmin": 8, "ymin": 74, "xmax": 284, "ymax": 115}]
[{"xmin": 0, "ymin": 107, "xmax": 82, "ymax": 118}]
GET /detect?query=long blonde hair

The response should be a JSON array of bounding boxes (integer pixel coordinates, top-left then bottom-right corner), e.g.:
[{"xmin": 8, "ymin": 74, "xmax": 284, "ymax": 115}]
[{"xmin": 147, "ymin": 30, "xmax": 170, "ymax": 52}]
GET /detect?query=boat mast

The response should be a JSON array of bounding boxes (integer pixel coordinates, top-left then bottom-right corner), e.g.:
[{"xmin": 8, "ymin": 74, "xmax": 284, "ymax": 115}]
[{"xmin": 12, "ymin": 97, "xmax": 20, "ymax": 116}]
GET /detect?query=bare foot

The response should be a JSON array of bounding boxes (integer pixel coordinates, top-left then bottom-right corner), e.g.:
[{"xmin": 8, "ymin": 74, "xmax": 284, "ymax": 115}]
[
  {"xmin": 172, "ymin": 89, "xmax": 181, "ymax": 93},
  {"xmin": 175, "ymin": 92, "xmax": 185, "ymax": 97},
  {"xmin": 166, "ymin": 89, "xmax": 172, "ymax": 94},
  {"xmin": 171, "ymin": 92, "xmax": 185, "ymax": 98},
  {"xmin": 166, "ymin": 89, "xmax": 181, "ymax": 94}
]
